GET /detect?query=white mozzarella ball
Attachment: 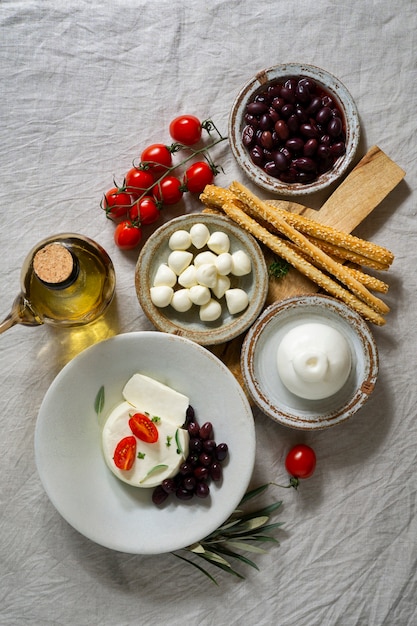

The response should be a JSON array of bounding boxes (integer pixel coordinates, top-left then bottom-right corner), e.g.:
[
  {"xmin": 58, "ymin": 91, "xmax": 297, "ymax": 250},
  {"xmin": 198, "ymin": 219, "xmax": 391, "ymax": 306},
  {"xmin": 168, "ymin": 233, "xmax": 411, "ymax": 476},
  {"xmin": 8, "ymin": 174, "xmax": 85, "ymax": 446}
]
[
  {"xmin": 199, "ymin": 298, "xmax": 222, "ymax": 322},
  {"xmin": 195, "ymin": 263, "xmax": 218, "ymax": 289},
  {"xmin": 207, "ymin": 231, "xmax": 230, "ymax": 254},
  {"xmin": 153, "ymin": 263, "xmax": 177, "ymax": 288},
  {"xmin": 178, "ymin": 264, "xmax": 198, "ymax": 288},
  {"xmin": 150, "ymin": 285, "xmax": 174, "ymax": 308},
  {"xmin": 171, "ymin": 289, "xmax": 193, "ymax": 312},
  {"xmin": 225, "ymin": 288, "xmax": 249, "ymax": 314},
  {"xmin": 190, "ymin": 223, "xmax": 210, "ymax": 249},
  {"xmin": 231, "ymin": 250, "xmax": 252, "ymax": 276},
  {"xmin": 194, "ymin": 250, "xmax": 218, "ymax": 268},
  {"xmin": 168, "ymin": 229, "xmax": 192, "ymax": 251},
  {"xmin": 211, "ymin": 274, "xmax": 231, "ymax": 299},
  {"xmin": 215, "ymin": 252, "xmax": 233, "ymax": 276},
  {"xmin": 189, "ymin": 284, "xmax": 211, "ymax": 306},
  {"xmin": 168, "ymin": 250, "xmax": 193, "ymax": 275}
]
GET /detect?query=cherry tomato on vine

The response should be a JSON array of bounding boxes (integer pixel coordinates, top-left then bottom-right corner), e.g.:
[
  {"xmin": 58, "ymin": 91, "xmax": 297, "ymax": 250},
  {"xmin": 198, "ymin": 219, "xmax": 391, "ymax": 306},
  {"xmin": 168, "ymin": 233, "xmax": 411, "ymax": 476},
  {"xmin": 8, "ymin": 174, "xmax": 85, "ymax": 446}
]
[
  {"xmin": 113, "ymin": 436, "xmax": 136, "ymax": 470},
  {"xmin": 285, "ymin": 444, "xmax": 316, "ymax": 480},
  {"xmin": 102, "ymin": 188, "xmax": 132, "ymax": 220},
  {"xmin": 169, "ymin": 115, "xmax": 202, "ymax": 146},
  {"xmin": 114, "ymin": 220, "xmax": 142, "ymax": 250},
  {"xmin": 129, "ymin": 413, "xmax": 159, "ymax": 443},
  {"xmin": 153, "ymin": 176, "xmax": 183, "ymax": 206},
  {"xmin": 141, "ymin": 143, "xmax": 172, "ymax": 173},
  {"xmin": 124, "ymin": 167, "xmax": 154, "ymax": 198},
  {"xmin": 130, "ymin": 195, "xmax": 160, "ymax": 225},
  {"xmin": 183, "ymin": 161, "xmax": 214, "ymax": 194}
]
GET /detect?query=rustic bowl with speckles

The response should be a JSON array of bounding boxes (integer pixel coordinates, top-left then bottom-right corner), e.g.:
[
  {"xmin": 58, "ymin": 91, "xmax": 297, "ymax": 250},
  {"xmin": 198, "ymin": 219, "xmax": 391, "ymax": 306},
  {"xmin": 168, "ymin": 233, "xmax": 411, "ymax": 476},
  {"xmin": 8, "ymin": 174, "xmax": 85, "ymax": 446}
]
[
  {"xmin": 229, "ymin": 63, "xmax": 360, "ymax": 196},
  {"xmin": 241, "ymin": 294, "xmax": 378, "ymax": 430}
]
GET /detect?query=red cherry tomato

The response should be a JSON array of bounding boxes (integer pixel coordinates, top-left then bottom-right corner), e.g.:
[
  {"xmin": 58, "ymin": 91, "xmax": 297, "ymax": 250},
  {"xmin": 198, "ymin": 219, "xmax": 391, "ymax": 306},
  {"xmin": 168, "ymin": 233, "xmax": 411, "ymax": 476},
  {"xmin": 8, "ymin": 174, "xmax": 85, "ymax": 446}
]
[
  {"xmin": 124, "ymin": 167, "xmax": 154, "ymax": 198},
  {"xmin": 153, "ymin": 176, "xmax": 183, "ymax": 206},
  {"xmin": 141, "ymin": 143, "xmax": 172, "ymax": 173},
  {"xmin": 114, "ymin": 220, "xmax": 142, "ymax": 250},
  {"xmin": 169, "ymin": 115, "xmax": 202, "ymax": 146},
  {"xmin": 130, "ymin": 195, "xmax": 160, "ymax": 225},
  {"xmin": 183, "ymin": 161, "xmax": 214, "ymax": 194},
  {"xmin": 102, "ymin": 188, "xmax": 132, "ymax": 220},
  {"xmin": 285, "ymin": 444, "xmax": 316, "ymax": 479},
  {"xmin": 113, "ymin": 436, "xmax": 136, "ymax": 470},
  {"xmin": 129, "ymin": 413, "xmax": 159, "ymax": 443}
]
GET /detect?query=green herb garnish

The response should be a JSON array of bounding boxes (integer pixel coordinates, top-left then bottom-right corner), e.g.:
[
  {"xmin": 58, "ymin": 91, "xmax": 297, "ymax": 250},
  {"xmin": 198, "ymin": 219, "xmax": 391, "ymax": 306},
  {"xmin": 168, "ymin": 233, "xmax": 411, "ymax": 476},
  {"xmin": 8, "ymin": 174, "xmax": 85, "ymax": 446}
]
[
  {"xmin": 139, "ymin": 464, "xmax": 169, "ymax": 483},
  {"xmin": 94, "ymin": 385, "xmax": 105, "ymax": 416},
  {"xmin": 137, "ymin": 452, "xmax": 146, "ymax": 460},
  {"xmin": 175, "ymin": 428, "xmax": 183, "ymax": 455},
  {"xmin": 269, "ymin": 258, "xmax": 290, "ymax": 279},
  {"xmin": 166, "ymin": 435, "xmax": 173, "ymax": 448},
  {"xmin": 152, "ymin": 416, "xmax": 161, "ymax": 424},
  {"xmin": 172, "ymin": 484, "xmax": 283, "ymax": 584}
]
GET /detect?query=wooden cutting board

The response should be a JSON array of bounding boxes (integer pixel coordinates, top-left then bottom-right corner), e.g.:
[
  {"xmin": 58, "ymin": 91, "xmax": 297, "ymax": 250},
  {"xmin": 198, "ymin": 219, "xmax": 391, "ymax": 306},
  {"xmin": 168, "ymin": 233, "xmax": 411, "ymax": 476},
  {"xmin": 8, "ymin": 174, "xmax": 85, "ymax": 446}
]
[{"xmin": 209, "ymin": 145, "xmax": 405, "ymax": 389}]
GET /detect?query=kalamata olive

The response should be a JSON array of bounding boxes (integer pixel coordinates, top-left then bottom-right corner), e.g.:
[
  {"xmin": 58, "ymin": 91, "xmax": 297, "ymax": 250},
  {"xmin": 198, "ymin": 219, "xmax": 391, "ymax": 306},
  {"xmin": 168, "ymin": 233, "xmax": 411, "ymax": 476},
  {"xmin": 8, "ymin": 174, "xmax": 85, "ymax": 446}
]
[
  {"xmin": 176, "ymin": 487, "xmax": 193, "ymax": 500},
  {"xmin": 250, "ymin": 145, "xmax": 264, "ymax": 166},
  {"xmin": 280, "ymin": 86, "xmax": 295, "ymax": 103},
  {"xmin": 189, "ymin": 438, "xmax": 202, "ymax": 453},
  {"xmin": 215, "ymin": 443, "xmax": 228, "ymax": 462},
  {"xmin": 317, "ymin": 144, "xmax": 330, "ymax": 159},
  {"xmin": 321, "ymin": 95, "xmax": 333, "ymax": 107},
  {"xmin": 161, "ymin": 478, "xmax": 177, "ymax": 493},
  {"xmin": 295, "ymin": 81, "xmax": 310, "ymax": 103},
  {"xmin": 194, "ymin": 466, "xmax": 209, "ymax": 481},
  {"xmin": 300, "ymin": 123, "xmax": 319, "ymax": 138},
  {"xmin": 199, "ymin": 422, "xmax": 213, "ymax": 440},
  {"xmin": 152, "ymin": 485, "xmax": 169, "ymax": 505},
  {"xmin": 260, "ymin": 130, "xmax": 273, "ymax": 149},
  {"xmin": 320, "ymin": 134, "xmax": 331, "ymax": 146},
  {"xmin": 306, "ymin": 96, "xmax": 322, "ymax": 116},
  {"xmin": 267, "ymin": 83, "xmax": 282, "ymax": 98},
  {"xmin": 293, "ymin": 157, "xmax": 317, "ymax": 172},
  {"xmin": 328, "ymin": 116, "xmax": 343, "ymax": 137},
  {"xmin": 279, "ymin": 168, "xmax": 298, "ymax": 183},
  {"xmin": 199, "ymin": 452, "xmax": 212, "ymax": 467},
  {"xmin": 246, "ymin": 101, "xmax": 268, "ymax": 116},
  {"xmin": 183, "ymin": 476, "xmax": 196, "ymax": 491},
  {"xmin": 272, "ymin": 96, "xmax": 285, "ymax": 111},
  {"xmin": 179, "ymin": 462, "xmax": 193, "ymax": 476},
  {"xmin": 303, "ymin": 138, "xmax": 318, "ymax": 157},
  {"xmin": 268, "ymin": 107, "xmax": 280, "ymax": 124},
  {"xmin": 280, "ymin": 103, "xmax": 294, "ymax": 118},
  {"xmin": 242, "ymin": 124, "xmax": 255, "ymax": 147},
  {"xmin": 287, "ymin": 114, "xmax": 299, "ymax": 134},
  {"xmin": 244, "ymin": 112, "xmax": 257, "ymax": 125},
  {"xmin": 295, "ymin": 107, "xmax": 308, "ymax": 124},
  {"xmin": 187, "ymin": 421, "xmax": 199, "ymax": 437},
  {"xmin": 254, "ymin": 93, "xmax": 268, "ymax": 103},
  {"xmin": 195, "ymin": 482, "xmax": 210, "ymax": 498},
  {"xmin": 203, "ymin": 439, "xmax": 216, "ymax": 453},
  {"xmin": 316, "ymin": 106, "xmax": 332, "ymax": 125},
  {"xmin": 286, "ymin": 137, "xmax": 304, "ymax": 153},
  {"xmin": 259, "ymin": 113, "xmax": 272, "ymax": 131},
  {"xmin": 274, "ymin": 119, "xmax": 289, "ymax": 141},
  {"xmin": 210, "ymin": 462, "xmax": 223, "ymax": 482},
  {"xmin": 272, "ymin": 150, "xmax": 289, "ymax": 171},
  {"xmin": 298, "ymin": 77, "xmax": 316, "ymax": 91},
  {"xmin": 264, "ymin": 161, "xmax": 281, "ymax": 177},
  {"xmin": 329, "ymin": 141, "xmax": 346, "ymax": 157}
]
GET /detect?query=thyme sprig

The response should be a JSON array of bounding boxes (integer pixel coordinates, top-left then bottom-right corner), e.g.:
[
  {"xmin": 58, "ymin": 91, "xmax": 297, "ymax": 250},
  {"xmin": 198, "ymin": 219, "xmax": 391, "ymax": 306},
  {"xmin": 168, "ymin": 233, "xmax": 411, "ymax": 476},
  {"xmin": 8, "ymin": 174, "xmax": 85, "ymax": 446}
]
[{"xmin": 172, "ymin": 484, "xmax": 283, "ymax": 584}]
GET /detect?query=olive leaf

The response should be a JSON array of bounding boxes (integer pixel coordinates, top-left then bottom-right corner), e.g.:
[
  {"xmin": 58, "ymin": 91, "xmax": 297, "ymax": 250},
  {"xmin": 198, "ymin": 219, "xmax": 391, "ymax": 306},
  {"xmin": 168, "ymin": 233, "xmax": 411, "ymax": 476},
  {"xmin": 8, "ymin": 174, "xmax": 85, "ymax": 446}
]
[
  {"xmin": 94, "ymin": 385, "xmax": 105, "ymax": 416},
  {"xmin": 171, "ymin": 484, "xmax": 284, "ymax": 584}
]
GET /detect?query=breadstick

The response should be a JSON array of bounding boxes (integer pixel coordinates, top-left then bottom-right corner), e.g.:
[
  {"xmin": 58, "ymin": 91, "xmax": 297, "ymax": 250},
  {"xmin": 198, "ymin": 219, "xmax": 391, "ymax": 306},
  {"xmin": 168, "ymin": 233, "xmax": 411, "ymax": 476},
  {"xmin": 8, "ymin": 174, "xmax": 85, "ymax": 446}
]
[
  {"xmin": 221, "ymin": 199, "xmax": 386, "ymax": 325},
  {"xmin": 264, "ymin": 200, "xmax": 394, "ymax": 268},
  {"xmin": 230, "ymin": 181, "xmax": 390, "ymax": 316}
]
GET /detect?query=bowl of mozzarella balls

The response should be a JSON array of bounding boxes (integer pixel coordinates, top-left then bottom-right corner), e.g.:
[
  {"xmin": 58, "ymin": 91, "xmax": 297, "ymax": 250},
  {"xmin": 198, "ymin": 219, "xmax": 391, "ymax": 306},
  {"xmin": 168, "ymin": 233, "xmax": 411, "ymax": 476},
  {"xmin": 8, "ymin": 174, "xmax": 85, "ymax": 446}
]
[
  {"xmin": 136, "ymin": 213, "xmax": 269, "ymax": 345},
  {"xmin": 229, "ymin": 63, "xmax": 360, "ymax": 196}
]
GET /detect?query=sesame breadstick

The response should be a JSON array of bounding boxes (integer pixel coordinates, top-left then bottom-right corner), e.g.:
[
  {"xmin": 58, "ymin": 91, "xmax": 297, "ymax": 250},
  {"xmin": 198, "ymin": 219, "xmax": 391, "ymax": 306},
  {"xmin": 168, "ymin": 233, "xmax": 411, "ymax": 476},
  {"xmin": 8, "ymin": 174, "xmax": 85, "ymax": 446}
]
[{"xmin": 230, "ymin": 181, "xmax": 390, "ymax": 316}]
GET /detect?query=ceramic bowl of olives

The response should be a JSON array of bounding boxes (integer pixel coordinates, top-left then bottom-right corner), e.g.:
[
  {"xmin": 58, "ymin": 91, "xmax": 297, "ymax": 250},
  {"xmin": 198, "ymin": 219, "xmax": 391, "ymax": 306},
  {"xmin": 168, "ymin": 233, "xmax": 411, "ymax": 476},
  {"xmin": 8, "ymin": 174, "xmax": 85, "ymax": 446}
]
[{"xmin": 229, "ymin": 63, "xmax": 360, "ymax": 196}]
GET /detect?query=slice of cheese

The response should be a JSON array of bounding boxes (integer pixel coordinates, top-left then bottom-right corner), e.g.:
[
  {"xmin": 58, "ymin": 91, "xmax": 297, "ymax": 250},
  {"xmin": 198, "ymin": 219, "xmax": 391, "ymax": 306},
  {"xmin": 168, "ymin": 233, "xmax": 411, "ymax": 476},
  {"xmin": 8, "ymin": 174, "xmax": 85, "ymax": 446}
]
[{"xmin": 122, "ymin": 373, "xmax": 189, "ymax": 428}]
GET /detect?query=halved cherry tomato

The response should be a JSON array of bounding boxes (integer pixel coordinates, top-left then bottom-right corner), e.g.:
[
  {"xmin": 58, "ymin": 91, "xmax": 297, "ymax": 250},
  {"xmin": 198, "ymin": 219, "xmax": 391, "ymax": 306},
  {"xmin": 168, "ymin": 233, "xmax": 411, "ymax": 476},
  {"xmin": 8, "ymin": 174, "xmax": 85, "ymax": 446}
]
[
  {"xmin": 102, "ymin": 188, "xmax": 132, "ymax": 220},
  {"xmin": 169, "ymin": 115, "xmax": 202, "ymax": 146},
  {"xmin": 114, "ymin": 220, "xmax": 142, "ymax": 250},
  {"xmin": 129, "ymin": 413, "xmax": 159, "ymax": 443},
  {"xmin": 130, "ymin": 195, "xmax": 160, "ymax": 225},
  {"xmin": 285, "ymin": 444, "xmax": 316, "ymax": 479},
  {"xmin": 124, "ymin": 167, "xmax": 154, "ymax": 198},
  {"xmin": 153, "ymin": 176, "xmax": 183, "ymax": 206},
  {"xmin": 113, "ymin": 436, "xmax": 137, "ymax": 470},
  {"xmin": 183, "ymin": 161, "xmax": 214, "ymax": 194},
  {"xmin": 141, "ymin": 144, "xmax": 172, "ymax": 173}
]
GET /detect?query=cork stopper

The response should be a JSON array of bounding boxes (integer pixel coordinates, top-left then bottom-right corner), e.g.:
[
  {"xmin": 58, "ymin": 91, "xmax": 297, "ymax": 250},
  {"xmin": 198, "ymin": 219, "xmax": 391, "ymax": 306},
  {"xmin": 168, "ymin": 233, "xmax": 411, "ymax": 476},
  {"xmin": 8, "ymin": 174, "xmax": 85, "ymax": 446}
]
[{"xmin": 33, "ymin": 243, "xmax": 78, "ymax": 288}]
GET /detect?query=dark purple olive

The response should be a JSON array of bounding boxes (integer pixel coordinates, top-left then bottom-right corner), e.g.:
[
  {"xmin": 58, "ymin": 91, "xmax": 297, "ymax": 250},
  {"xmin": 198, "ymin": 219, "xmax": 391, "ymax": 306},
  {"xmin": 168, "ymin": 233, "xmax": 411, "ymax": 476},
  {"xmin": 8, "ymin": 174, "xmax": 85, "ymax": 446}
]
[
  {"xmin": 274, "ymin": 119, "xmax": 289, "ymax": 141},
  {"xmin": 246, "ymin": 101, "xmax": 268, "ymax": 116},
  {"xmin": 215, "ymin": 443, "xmax": 229, "ymax": 462},
  {"xmin": 199, "ymin": 422, "xmax": 213, "ymax": 440},
  {"xmin": 195, "ymin": 482, "xmax": 210, "ymax": 498},
  {"xmin": 152, "ymin": 486, "xmax": 169, "ymax": 505},
  {"xmin": 286, "ymin": 137, "xmax": 304, "ymax": 153},
  {"xmin": 242, "ymin": 124, "xmax": 255, "ymax": 148},
  {"xmin": 272, "ymin": 150, "xmax": 289, "ymax": 171},
  {"xmin": 303, "ymin": 138, "xmax": 318, "ymax": 157},
  {"xmin": 293, "ymin": 157, "xmax": 317, "ymax": 172},
  {"xmin": 176, "ymin": 487, "xmax": 193, "ymax": 501},
  {"xmin": 250, "ymin": 145, "xmax": 264, "ymax": 166},
  {"xmin": 327, "ymin": 116, "xmax": 343, "ymax": 137}
]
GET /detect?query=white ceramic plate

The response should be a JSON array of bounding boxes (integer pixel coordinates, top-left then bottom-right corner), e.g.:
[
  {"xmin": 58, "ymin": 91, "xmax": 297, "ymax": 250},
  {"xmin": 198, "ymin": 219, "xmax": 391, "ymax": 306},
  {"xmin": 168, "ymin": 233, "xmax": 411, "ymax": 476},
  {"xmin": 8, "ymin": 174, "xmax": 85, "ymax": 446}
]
[
  {"xmin": 35, "ymin": 331, "xmax": 255, "ymax": 554},
  {"xmin": 241, "ymin": 295, "xmax": 378, "ymax": 430},
  {"xmin": 136, "ymin": 213, "xmax": 268, "ymax": 345}
]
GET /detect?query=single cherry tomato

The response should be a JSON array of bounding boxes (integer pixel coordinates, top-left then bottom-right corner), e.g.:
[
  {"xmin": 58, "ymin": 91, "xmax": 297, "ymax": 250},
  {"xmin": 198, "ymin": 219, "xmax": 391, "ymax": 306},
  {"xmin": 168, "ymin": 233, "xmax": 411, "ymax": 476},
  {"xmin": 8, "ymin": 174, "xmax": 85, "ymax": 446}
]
[
  {"xmin": 183, "ymin": 161, "xmax": 214, "ymax": 194},
  {"xmin": 130, "ymin": 195, "xmax": 160, "ymax": 225},
  {"xmin": 102, "ymin": 188, "xmax": 132, "ymax": 220},
  {"xmin": 113, "ymin": 436, "xmax": 137, "ymax": 470},
  {"xmin": 129, "ymin": 413, "xmax": 159, "ymax": 443},
  {"xmin": 169, "ymin": 115, "xmax": 202, "ymax": 146},
  {"xmin": 153, "ymin": 176, "xmax": 183, "ymax": 206},
  {"xmin": 124, "ymin": 167, "xmax": 154, "ymax": 198},
  {"xmin": 114, "ymin": 220, "xmax": 142, "ymax": 250},
  {"xmin": 285, "ymin": 444, "xmax": 316, "ymax": 480},
  {"xmin": 141, "ymin": 143, "xmax": 173, "ymax": 173}
]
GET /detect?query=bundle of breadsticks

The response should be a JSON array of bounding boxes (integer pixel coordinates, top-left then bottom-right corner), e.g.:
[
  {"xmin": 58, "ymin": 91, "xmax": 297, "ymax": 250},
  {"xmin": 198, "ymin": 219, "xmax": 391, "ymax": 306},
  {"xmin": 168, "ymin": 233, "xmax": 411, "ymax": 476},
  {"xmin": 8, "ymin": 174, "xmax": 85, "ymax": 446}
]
[{"xmin": 200, "ymin": 181, "xmax": 394, "ymax": 326}]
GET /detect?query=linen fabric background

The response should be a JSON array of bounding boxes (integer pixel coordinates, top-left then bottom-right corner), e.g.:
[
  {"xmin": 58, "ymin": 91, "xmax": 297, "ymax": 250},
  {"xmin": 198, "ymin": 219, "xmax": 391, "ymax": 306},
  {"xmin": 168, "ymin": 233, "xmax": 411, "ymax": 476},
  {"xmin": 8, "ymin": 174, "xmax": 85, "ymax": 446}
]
[{"xmin": 1, "ymin": 1, "xmax": 416, "ymax": 625}]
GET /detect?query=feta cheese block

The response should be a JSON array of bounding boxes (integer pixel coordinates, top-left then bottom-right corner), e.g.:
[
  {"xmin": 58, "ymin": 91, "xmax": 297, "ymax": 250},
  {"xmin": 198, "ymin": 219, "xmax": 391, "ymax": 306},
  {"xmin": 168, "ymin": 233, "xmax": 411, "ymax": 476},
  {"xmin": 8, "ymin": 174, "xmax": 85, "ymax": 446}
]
[{"xmin": 102, "ymin": 374, "xmax": 190, "ymax": 488}]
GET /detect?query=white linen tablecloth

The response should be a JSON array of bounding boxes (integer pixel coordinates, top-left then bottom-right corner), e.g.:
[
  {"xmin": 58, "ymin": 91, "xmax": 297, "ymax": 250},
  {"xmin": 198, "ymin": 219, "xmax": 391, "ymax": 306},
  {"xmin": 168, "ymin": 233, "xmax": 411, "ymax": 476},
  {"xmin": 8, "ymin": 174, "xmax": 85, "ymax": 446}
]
[{"xmin": 1, "ymin": 1, "xmax": 416, "ymax": 624}]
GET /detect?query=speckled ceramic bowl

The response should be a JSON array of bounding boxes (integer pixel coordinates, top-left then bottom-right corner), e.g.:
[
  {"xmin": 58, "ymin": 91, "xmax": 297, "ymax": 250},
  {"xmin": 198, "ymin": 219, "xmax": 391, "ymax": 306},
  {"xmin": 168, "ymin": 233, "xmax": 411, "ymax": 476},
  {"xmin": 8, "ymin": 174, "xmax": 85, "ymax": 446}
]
[
  {"xmin": 229, "ymin": 63, "xmax": 360, "ymax": 196},
  {"xmin": 241, "ymin": 295, "xmax": 378, "ymax": 430},
  {"xmin": 136, "ymin": 213, "xmax": 269, "ymax": 346}
]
